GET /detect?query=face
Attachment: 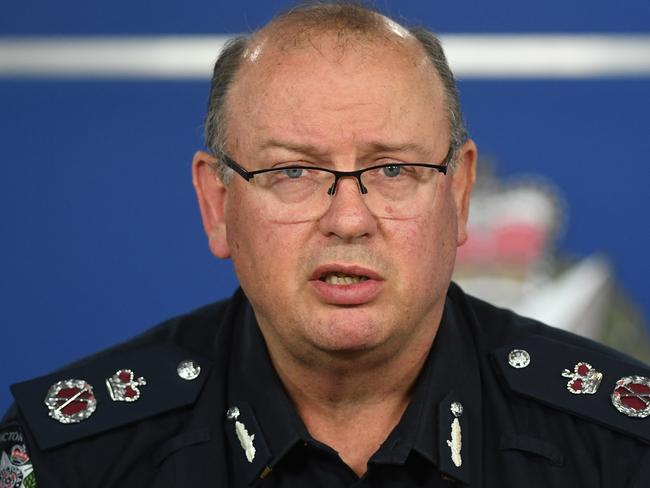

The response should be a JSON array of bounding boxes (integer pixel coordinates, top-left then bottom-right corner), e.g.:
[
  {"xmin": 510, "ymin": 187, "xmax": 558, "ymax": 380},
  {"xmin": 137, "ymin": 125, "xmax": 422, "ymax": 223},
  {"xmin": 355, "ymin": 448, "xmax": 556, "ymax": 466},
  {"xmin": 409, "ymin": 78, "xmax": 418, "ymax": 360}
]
[{"xmin": 194, "ymin": 30, "xmax": 476, "ymax": 367}]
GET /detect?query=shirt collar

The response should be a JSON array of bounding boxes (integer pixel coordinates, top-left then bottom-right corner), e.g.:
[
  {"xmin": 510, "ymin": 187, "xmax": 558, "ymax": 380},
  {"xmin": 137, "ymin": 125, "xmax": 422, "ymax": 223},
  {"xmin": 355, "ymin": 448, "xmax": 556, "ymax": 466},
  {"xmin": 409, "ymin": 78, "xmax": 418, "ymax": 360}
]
[
  {"xmin": 369, "ymin": 291, "xmax": 484, "ymax": 484},
  {"xmin": 429, "ymin": 287, "xmax": 484, "ymax": 485},
  {"xmin": 225, "ymin": 300, "xmax": 309, "ymax": 484},
  {"xmin": 224, "ymin": 285, "xmax": 483, "ymax": 485}
]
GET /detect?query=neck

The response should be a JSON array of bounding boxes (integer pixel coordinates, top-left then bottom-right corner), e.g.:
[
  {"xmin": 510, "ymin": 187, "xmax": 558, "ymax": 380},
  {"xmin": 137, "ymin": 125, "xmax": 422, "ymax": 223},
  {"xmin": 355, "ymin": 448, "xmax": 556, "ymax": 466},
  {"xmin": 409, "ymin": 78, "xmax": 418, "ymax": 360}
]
[
  {"xmin": 273, "ymin": 336, "xmax": 433, "ymax": 409},
  {"xmin": 261, "ymin": 311, "xmax": 441, "ymax": 476}
]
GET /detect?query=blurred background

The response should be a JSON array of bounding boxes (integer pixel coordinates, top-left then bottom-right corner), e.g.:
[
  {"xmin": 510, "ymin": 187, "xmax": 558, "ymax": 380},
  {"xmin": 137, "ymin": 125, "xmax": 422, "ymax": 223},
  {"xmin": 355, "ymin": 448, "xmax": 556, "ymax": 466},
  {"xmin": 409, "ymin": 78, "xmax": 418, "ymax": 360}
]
[{"xmin": 1, "ymin": 0, "xmax": 649, "ymax": 412}]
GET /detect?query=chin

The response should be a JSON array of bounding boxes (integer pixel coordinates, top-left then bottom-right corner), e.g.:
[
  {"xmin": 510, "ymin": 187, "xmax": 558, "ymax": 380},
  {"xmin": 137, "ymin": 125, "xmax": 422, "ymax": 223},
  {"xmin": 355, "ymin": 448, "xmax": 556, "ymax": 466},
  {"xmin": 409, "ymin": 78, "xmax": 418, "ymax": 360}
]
[{"xmin": 308, "ymin": 316, "xmax": 388, "ymax": 354}]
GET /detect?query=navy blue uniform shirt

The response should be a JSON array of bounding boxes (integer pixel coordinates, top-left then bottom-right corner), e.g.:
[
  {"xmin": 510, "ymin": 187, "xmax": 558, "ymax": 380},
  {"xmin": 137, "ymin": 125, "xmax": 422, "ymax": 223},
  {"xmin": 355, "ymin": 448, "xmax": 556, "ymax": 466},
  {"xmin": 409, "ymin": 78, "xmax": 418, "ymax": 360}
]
[{"xmin": 3, "ymin": 283, "xmax": 650, "ymax": 487}]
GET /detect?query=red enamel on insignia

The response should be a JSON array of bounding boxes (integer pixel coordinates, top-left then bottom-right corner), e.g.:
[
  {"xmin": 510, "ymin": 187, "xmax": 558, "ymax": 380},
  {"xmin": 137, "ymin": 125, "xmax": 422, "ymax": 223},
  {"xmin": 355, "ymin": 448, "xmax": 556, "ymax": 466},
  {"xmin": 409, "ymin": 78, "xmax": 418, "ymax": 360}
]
[
  {"xmin": 616, "ymin": 383, "xmax": 650, "ymax": 411},
  {"xmin": 10, "ymin": 445, "xmax": 29, "ymax": 465},
  {"xmin": 105, "ymin": 369, "xmax": 147, "ymax": 402},
  {"xmin": 561, "ymin": 362, "xmax": 603, "ymax": 395},
  {"xmin": 55, "ymin": 387, "xmax": 94, "ymax": 415},
  {"xmin": 44, "ymin": 378, "xmax": 97, "ymax": 424},
  {"xmin": 611, "ymin": 376, "xmax": 650, "ymax": 418},
  {"xmin": 571, "ymin": 379, "xmax": 583, "ymax": 391}
]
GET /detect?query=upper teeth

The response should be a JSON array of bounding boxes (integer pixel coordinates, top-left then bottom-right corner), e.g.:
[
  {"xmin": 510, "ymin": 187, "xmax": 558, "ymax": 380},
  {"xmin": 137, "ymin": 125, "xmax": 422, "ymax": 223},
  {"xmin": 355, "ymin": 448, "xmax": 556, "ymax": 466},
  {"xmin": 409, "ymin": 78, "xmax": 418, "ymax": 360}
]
[{"xmin": 323, "ymin": 274, "xmax": 369, "ymax": 285}]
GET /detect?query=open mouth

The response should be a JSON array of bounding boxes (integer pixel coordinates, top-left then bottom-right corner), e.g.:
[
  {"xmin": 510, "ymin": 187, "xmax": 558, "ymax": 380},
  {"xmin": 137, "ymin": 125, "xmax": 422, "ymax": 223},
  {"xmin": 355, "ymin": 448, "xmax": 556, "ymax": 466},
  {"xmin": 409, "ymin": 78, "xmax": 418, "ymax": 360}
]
[
  {"xmin": 310, "ymin": 266, "xmax": 383, "ymax": 304},
  {"xmin": 319, "ymin": 273, "xmax": 370, "ymax": 285}
]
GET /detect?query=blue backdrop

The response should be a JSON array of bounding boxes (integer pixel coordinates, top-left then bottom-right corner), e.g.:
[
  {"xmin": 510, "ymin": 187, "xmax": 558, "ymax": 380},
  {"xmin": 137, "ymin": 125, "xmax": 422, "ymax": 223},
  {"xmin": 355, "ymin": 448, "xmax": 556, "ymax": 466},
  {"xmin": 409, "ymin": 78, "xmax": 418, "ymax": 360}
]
[{"xmin": 1, "ymin": 0, "xmax": 649, "ymax": 412}]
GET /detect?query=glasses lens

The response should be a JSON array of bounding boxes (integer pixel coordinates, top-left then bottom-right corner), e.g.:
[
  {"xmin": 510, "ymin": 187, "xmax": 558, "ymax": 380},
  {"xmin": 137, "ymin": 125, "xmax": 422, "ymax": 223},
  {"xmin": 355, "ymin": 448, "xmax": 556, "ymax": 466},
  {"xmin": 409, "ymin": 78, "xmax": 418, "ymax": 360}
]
[
  {"xmin": 363, "ymin": 165, "xmax": 438, "ymax": 201},
  {"xmin": 254, "ymin": 167, "xmax": 331, "ymax": 203},
  {"xmin": 251, "ymin": 165, "xmax": 442, "ymax": 223}
]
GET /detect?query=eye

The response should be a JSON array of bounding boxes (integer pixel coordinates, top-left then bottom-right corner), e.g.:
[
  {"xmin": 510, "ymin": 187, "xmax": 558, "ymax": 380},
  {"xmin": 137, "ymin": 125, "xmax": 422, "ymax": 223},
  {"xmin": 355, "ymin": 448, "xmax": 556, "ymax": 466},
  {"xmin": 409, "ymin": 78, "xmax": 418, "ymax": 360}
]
[
  {"xmin": 381, "ymin": 165, "xmax": 401, "ymax": 177},
  {"xmin": 282, "ymin": 168, "xmax": 304, "ymax": 179}
]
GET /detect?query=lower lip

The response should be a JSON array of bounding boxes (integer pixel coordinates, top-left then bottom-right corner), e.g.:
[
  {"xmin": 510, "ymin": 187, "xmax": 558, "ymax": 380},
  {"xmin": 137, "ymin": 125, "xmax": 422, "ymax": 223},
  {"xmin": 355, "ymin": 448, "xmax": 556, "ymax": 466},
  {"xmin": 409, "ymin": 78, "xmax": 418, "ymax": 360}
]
[{"xmin": 309, "ymin": 279, "xmax": 384, "ymax": 305}]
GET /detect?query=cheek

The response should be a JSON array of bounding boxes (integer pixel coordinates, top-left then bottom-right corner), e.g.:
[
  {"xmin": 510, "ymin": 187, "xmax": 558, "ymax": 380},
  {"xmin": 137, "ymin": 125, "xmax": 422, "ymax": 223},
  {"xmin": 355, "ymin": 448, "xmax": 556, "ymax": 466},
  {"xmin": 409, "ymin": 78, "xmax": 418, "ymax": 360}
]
[
  {"xmin": 398, "ymin": 206, "xmax": 456, "ymax": 252},
  {"xmin": 228, "ymin": 220, "xmax": 276, "ymax": 282},
  {"xmin": 226, "ymin": 197, "xmax": 309, "ymax": 292},
  {"xmin": 225, "ymin": 195, "xmax": 272, "ymax": 282},
  {"xmin": 387, "ymin": 203, "xmax": 458, "ymax": 281}
]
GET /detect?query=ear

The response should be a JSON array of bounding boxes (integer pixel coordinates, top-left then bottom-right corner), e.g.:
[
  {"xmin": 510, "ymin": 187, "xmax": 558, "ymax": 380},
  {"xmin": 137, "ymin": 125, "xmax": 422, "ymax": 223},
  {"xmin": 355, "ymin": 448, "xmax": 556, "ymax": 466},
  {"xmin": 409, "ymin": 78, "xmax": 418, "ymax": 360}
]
[
  {"xmin": 450, "ymin": 139, "xmax": 477, "ymax": 246},
  {"xmin": 192, "ymin": 151, "xmax": 231, "ymax": 258}
]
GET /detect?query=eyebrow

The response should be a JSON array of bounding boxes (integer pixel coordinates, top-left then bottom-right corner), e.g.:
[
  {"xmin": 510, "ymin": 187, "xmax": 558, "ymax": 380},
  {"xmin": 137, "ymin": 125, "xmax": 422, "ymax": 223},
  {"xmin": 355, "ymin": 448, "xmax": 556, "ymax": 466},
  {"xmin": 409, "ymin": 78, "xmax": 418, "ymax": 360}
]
[
  {"xmin": 258, "ymin": 139, "xmax": 329, "ymax": 158},
  {"xmin": 361, "ymin": 141, "xmax": 428, "ymax": 155},
  {"xmin": 258, "ymin": 139, "xmax": 429, "ymax": 158}
]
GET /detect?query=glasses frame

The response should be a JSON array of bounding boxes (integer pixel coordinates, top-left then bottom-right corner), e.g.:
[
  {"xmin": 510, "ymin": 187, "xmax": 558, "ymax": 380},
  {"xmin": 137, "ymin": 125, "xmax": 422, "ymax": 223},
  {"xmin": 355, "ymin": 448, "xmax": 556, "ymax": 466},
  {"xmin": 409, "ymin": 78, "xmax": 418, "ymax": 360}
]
[{"xmin": 214, "ymin": 146, "xmax": 452, "ymax": 196}]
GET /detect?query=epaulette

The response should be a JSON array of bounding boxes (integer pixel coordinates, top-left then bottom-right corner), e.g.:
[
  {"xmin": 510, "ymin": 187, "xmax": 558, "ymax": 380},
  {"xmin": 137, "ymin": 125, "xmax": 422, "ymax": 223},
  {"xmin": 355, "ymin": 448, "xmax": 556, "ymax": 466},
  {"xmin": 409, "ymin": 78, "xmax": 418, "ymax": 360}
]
[
  {"xmin": 11, "ymin": 343, "xmax": 211, "ymax": 450},
  {"xmin": 493, "ymin": 334, "xmax": 650, "ymax": 445}
]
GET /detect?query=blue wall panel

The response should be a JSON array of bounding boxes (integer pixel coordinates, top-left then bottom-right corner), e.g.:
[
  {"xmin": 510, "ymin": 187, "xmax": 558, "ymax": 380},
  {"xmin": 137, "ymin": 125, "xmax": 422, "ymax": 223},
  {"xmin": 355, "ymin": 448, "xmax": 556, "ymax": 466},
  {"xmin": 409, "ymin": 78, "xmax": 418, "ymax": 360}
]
[
  {"xmin": 2, "ymin": 0, "xmax": 650, "ymax": 34},
  {"xmin": 1, "ymin": 0, "xmax": 649, "ymax": 412}
]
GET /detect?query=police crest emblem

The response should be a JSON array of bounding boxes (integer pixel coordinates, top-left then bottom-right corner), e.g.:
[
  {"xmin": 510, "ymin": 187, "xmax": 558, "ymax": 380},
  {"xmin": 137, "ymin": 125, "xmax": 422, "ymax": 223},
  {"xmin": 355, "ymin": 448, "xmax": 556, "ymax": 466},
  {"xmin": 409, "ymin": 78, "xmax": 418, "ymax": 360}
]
[{"xmin": 0, "ymin": 425, "xmax": 36, "ymax": 488}]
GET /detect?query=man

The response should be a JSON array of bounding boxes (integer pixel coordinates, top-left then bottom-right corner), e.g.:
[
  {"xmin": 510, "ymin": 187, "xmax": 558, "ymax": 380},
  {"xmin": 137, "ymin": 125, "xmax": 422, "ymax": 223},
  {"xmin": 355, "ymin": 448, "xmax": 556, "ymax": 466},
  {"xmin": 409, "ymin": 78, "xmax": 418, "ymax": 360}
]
[{"xmin": 2, "ymin": 3, "xmax": 650, "ymax": 487}]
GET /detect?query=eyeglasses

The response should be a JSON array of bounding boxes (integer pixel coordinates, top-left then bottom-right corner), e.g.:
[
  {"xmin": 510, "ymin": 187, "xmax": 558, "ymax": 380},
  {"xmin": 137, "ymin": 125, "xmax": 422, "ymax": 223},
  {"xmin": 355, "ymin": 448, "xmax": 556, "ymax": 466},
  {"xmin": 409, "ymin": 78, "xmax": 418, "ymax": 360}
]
[{"xmin": 213, "ymin": 147, "xmax": 452, "ymax": 222}]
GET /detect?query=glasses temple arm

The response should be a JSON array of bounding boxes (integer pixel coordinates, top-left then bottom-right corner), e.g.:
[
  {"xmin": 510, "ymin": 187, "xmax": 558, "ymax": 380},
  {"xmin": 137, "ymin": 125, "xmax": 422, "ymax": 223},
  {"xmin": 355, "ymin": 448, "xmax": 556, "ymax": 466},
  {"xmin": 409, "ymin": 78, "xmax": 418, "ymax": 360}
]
[{"xmin": 215, "ymin": 151, "xmax": 254, "ymax": 181}]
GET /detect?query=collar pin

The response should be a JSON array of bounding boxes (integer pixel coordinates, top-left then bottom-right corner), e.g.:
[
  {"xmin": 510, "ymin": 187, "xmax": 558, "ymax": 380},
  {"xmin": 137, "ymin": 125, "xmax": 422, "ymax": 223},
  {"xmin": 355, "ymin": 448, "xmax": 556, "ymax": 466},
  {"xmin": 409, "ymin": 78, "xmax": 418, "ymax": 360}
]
[{"xmin": 446, "ymin": 402, "xmax": 463, "ymax": 468}]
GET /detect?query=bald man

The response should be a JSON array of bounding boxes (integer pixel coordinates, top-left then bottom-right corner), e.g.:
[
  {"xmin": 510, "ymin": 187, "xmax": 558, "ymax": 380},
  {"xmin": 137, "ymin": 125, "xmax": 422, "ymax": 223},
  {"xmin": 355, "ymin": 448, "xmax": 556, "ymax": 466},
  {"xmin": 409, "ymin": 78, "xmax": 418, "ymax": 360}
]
[{"xmin": 3, "ymin": 3, "xmax": 650, "ymax": 487}]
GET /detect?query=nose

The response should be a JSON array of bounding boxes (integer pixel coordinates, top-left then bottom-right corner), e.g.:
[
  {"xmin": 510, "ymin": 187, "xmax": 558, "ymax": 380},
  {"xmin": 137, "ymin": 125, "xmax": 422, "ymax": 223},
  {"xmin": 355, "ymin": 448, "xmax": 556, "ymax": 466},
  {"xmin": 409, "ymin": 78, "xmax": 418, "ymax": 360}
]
[
  {"xmin": 327, "ymin": 173, "xmax": 368, "ymax": 196},
  {"xmin": 317, "ymin": 177, "xmax": 378, "ymax": 242}
]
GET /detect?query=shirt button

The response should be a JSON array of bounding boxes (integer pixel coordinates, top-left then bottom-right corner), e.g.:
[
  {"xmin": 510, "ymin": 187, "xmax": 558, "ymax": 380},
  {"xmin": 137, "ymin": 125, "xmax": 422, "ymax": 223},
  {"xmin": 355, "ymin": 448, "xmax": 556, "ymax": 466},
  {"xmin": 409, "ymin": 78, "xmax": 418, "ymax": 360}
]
[
  {"xmin": 177, "ymin": 359, "xmax": 201, "ymax": 380},
  {"xmin": 508, "ymin": 349, "xmax": 531, "ymax": 369}
]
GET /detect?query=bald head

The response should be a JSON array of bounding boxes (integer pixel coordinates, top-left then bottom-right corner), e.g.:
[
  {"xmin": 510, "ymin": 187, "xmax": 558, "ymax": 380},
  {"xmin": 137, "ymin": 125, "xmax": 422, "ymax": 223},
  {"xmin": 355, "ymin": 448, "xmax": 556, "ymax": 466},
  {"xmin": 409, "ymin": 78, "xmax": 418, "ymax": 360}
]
[
  {"xmin": 204, "ymin": 3, "xmax": 467, "ymax": 174},
  {"xmin": 246, "ymin": 3, "xmax": 413, "ymax": 55},
  {"xmin": 240, "ymin": 4, "xmax": 424, "ymax": 71}
]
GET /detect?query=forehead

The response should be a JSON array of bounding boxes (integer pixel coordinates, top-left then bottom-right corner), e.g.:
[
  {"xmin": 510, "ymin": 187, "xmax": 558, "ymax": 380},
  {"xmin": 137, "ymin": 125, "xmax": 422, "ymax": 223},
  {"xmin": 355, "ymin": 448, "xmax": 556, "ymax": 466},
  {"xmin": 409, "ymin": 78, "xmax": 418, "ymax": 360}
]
[{"xmin": 226, "ymin": 28, "xmax": 448, "ymax": 155}]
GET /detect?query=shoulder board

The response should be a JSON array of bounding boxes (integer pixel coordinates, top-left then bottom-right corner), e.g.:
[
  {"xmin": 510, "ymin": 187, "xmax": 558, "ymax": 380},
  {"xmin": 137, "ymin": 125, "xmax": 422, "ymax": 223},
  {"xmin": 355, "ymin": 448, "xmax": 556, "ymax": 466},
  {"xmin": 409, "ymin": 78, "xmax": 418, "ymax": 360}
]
[
  {"xmin": 11, "ymin": 343, "xmax": 211, "ymax": 450},
  {"xmin": 492, "ymin": 334, "xmax": 650, "ymax": 445}
]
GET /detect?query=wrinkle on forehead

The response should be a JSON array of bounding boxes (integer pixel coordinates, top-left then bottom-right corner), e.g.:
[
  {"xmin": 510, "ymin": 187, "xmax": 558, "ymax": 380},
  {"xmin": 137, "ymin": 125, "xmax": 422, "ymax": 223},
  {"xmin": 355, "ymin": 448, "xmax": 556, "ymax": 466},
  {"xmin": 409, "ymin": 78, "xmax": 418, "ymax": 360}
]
[{"xmin": 225, "ymin": 14, "xmax": 447, "ymax": 157}]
